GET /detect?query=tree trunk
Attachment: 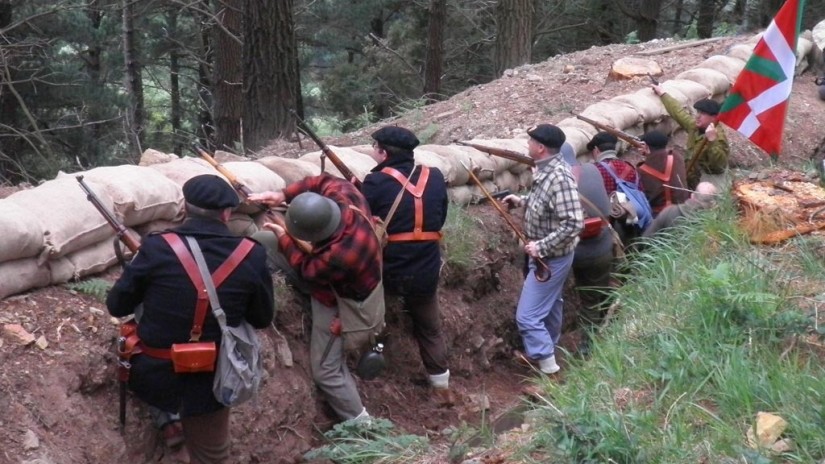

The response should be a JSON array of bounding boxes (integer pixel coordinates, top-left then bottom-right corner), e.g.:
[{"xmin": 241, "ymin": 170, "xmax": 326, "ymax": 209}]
[
  {"xmin": 696, "ymin": 0, "xmax": 716, "ymax": 39},
  {"xmin": 423, "ymin": 0, "xmax": 446, "ymax": 101},
  {"xmin": 672, "ymin": 0, "xmax": 685, "ymax": 36},
  {"xmin": 197, "ymin": 0, "xmax": 213, "ymax": 144},
  {"xmin": 212, "ymin": 0, "xmax": 243, "ymax": 151},
  {"xmin": 493, "ymin": 0, "xmax": 532, "ymax": 77},
  {"xmin": 635, "ymin": 0, "xmax": 662, "ymax": 42},
  {"xmin": 242, "ymin": 0, "xmax": 298, "ymax": 151},
  {"xmin": 0, "ymin": 0, "xmax": 18, "ymax": 182},
  {"xmin": 122, "ymin": 0, "xmax": 144, "ymax": 158},
  {"xmin": 167, "ymin": 10, "xmax": 182, "ymax": 155}
]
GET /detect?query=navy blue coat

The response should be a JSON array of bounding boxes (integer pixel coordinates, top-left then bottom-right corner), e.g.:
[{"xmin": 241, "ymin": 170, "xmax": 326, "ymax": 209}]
[
  {"xmin": 361, "ymin": 153, "xmax": 448, "ymax": 295},
  {"xmin": 107, "ymin": 217, "xmax": 274, "ymax": 416}
]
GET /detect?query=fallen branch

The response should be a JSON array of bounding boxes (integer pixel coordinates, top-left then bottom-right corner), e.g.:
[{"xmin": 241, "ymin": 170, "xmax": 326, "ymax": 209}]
[{"xmin": 634, "ymin": 37, "xmax": 728, "ymax": 56}]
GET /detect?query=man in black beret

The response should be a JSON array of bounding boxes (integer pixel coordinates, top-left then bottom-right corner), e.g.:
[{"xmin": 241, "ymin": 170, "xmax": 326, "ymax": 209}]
[
  {"xmin": 503, "ymin": 123, "xmax": 583, "ymax": 376},
  {"xmin": 107, "ymin": 173, "xmax": 274, "ymax": 462},
  {"xmin": 652, "ymin": 84, "xmax": 729, "ymax": 189},
  {"xmin": 361, "ymin": 126, "xmax": 454, "ymax": 405},
  {"xmin": 636, "ymin": 130, "xmax": 689, "ymax": 216}
]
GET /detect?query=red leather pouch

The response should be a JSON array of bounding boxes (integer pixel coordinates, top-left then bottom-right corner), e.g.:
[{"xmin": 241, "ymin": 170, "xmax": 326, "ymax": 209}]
[{"xmin": 170, "ymin": 342, "xmax": 216, "ymax": 373}]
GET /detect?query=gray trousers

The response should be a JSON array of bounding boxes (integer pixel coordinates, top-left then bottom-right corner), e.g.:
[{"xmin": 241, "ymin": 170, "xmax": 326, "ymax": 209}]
[
  {"xmin": 310, "ymin": 297, "xmax": 365, "ymax": 420},
  {"xmin": 181, "ymin": 407, "xmax": 230, "ymax": 464}
]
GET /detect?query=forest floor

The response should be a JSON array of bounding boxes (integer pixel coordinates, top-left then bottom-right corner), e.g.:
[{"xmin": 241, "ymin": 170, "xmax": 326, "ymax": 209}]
[{"xmin": 2, "ymin": 35, "xmax": 825, "ymax": 464}]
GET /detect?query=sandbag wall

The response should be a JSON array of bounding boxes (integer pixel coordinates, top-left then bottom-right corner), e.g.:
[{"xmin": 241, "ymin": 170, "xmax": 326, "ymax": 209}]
[{"xmin": 0, "ymin": 143, "xmax": 530, "ymax": 300}]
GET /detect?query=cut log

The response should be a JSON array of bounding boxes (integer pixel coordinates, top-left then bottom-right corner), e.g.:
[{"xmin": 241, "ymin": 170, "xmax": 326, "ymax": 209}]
[{"xmin": 607, "ymin": 57, "xmax": 663, "ymax": 81}]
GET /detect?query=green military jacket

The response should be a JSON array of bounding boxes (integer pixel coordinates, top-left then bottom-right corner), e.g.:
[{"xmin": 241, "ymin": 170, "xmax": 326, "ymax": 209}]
[{"xmin": 661, "ymin": 93, "xmax": 729, "ymax": 187}]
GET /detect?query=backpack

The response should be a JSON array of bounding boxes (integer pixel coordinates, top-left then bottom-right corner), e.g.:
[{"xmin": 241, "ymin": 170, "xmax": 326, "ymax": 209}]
[{"xmin": 598, "ymin": 161, "xmax": 653, "ymax": 231}]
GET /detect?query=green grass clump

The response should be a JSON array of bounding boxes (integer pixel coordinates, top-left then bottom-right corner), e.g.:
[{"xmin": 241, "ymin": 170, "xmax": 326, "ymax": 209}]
[
  {"xmin": 303, "ymin": 418, "xmax": 428, "ymax": 463},
  {"xmin": 517, "ymin": 198, "xmax": 825, "ymax": 463},
  {"xmin": 65, "ymin": 278, "xmax": 112, "ymax": 303}
]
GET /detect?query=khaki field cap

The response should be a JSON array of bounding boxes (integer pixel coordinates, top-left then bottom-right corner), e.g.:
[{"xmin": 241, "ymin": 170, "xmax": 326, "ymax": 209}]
[{"xmin": 285, "ymin": 192, "xmax": 342, "ymax": 242}]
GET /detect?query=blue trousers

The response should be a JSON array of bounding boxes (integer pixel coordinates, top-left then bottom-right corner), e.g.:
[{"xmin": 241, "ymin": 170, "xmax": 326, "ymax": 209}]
[{"xmin": 515, "ymin": 252, "xmax": 574, "ymax": 361}]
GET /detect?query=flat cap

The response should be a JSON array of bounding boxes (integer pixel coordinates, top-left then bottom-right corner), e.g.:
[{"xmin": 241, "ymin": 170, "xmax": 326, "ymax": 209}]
[
  {"xmin": 586, "ymin": 131, "xmax": 618, "ymax": 151},
  {"xmin": 640, "ymin": 130, "xmax": 669, "ymax": 150},
  {"xmin": 371, "ymin": 126, "xmax": 420, "ymax": 150},
  {"xmin": 182, "ymin": 174, "xmax": 239, "ymax": 210},
  {"xmin": 693, "ymin": 98, "xmax": 720, "ymax": 116},
  {"xmin": 527, "ymin": 124, "xmax": 566, "ymax": 149}
]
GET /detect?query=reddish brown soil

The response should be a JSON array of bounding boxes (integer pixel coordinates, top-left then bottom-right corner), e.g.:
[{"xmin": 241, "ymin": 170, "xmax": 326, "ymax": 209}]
[{"xmin": 2, "ymin": 36, "xmax": 824, "ymax": 464}]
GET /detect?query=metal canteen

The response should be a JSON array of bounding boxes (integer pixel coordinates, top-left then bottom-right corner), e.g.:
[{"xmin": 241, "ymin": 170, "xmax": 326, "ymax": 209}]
[{"xmin": 356, "ymin": 343, "xmax": 386, "ymax": 380}]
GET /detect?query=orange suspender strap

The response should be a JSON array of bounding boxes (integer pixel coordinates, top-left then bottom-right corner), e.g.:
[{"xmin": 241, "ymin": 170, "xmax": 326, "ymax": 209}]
[
  {"xmin": 140, "ymin": 234, "xmax": 255, "ymax": 359},
  {"xmin": 380, "ymin": 166, "xmax": 443, "ymax": 242},
  {"xmin": 638, "ymin": 155, "xmax": 675, "ymax": 213}
]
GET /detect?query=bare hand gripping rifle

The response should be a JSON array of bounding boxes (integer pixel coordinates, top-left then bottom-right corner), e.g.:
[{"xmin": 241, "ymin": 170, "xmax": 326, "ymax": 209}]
[
  {"xmin": 289, "ymin": 109, "xmax": 362, "ymax": 189},
  {"xmin": 460, "ymin": 161, "xmax": 550, "ymax": 282},
  {"xmin": 76, "ymin": 175, "xmax": 141, "ymax": 431},
  {"xmin": 191, "ymin": 144, "xmax": 313, "ymax": 253},
  {"xmin": 576, "ymin": 114, "xmax": 646, "ymax": 150},
  {"xmin": 453, "ymin": 140, "xmax": 536, "ymax": 168}
]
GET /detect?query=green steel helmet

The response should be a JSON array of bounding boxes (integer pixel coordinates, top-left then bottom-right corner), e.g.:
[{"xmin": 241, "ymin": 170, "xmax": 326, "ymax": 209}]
[{"xmin": 285, "ymin": 192, "xmax": 341, "ymax": 242}]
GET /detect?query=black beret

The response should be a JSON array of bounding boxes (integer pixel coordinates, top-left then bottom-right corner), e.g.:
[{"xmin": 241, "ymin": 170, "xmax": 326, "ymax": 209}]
[
  {"xmin": 586, "ymin": 131, "xmax": 618, "ymax": 151},
  {"xmin": 640, "ymin": 130, "xmax": 669, "ymax": 150},
  {"xmin": 371, "ymin": 126, "xmax": 420, "ymax": 150},
  {"xmin": 182, "ymin": 174, "xmax": 239, "ymax": 210},
  {"xmin": 693, "ymin": 98, "xmax": 720, "ymax": 116},
  {"xmin": 527, "ymin": 124, "xmax": 566, "ymax": 149}
]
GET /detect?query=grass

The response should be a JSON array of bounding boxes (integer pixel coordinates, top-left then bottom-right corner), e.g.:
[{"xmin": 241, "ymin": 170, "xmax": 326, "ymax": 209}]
[{"xmin": 518, "ymin": 196, "xmax": 825, "ymax": 463}]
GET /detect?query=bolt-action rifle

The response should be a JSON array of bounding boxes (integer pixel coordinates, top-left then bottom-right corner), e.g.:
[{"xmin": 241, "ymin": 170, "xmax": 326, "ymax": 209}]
[
  {"xmin": 460, "ymin": 162, "xmax": 550, "ymax": 282},
  {"xmin": 191, "ymin": 144, "xmax": 313, "ymax": 253},
  {"xmin": 289, "ymin": 109, "xmax": 362, "ymax": 189},
  {"xmin": 576, "ymin": 114, "xmax": 646, "ymax": 150},
  {"xmin": 453, "ymin": 140, "xmax": 535, "ymax": 168}
]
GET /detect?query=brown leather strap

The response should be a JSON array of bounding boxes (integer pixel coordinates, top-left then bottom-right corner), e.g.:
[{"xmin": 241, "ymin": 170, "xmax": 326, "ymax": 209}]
[
  {"xmin": 639, "ymin": 154, "xmax": 675, "ymax": 212},
  {"xmin": 381, "ymin": 166, "xmax": 442, "ymax": 242},
  {"xmin": 138, "ymin": 343, "xmax": 172, "ymax": 360},
  {"xmin": 161, "ymin": 233, "xmax": 255, "ymax": 342}
]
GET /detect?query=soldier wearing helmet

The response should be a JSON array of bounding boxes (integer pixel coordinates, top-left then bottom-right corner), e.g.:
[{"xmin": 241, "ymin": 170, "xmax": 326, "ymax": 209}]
[{"xmin": 248, "ymin": 174, "xmax": 381, "ymax": 423}]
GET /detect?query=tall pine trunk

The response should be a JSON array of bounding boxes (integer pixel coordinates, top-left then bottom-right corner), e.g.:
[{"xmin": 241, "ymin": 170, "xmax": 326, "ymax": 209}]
[
  {"xmin": 212, "ymin": 0, "xmax": 243, "ymax": 151},
  {"xmin": 122, "ymin": 0, "xmax": 144, "ymax": 158},
  {"xmin": 423, "ymin": 0, "xmax": 446, "ymax": 101},
  {"xmin": 493, "ymin": 0, "xmax": 532, "ymax": 78}
]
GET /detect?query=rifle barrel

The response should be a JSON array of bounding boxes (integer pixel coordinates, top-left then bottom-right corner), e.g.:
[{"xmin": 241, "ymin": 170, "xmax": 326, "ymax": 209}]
[
  {"xmin": 76, "ymin": 175, "xmax": 141, "ymax": 253},
  {"xmin": 454, "ymin": 140, "xmax": 535, "ymax": 167},
  {"xmin": 289, "ymin": 109, "xmax": 362, "ymax": 188}
]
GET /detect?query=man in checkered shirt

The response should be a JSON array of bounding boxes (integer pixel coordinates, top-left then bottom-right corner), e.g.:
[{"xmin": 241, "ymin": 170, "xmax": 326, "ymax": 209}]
[{"xmin": 503, "ymin": 124, "xmax": 583, "ymax": 375}]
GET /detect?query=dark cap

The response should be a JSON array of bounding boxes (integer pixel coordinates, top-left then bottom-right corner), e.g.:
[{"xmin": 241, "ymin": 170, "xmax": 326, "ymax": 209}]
[
  {"xmin": 527, "ymin": 124, "xmax": 566, "ymax": 149},
  {"xmin": 586, "ymin": 132, "xmax": 618, "ymax": 151},
  {"xmin": 693, "ymin": 98, "xmax": 720, "ymax": 116},
  {"xmin": 371, "ymin": 126, "xmax": 420, "ymax": 150},
  {"xmin": 640, "ymin": 130, "xmax": 669, "ymax": 150},
  {"xmin": 182, "ymin": 174, "xmax": 239, "ymax": 210}
]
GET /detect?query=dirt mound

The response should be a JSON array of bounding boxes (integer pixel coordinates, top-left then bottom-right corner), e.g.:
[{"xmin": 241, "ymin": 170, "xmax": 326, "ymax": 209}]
[{"xmin": 2, "ymin": 36, "xmax": 825, "ymax": 464}]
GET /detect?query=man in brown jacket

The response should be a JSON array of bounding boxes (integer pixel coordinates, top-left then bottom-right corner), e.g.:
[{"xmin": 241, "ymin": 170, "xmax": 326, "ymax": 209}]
[{"xmin": 636, "ymin": 130, "xmax": 690, "ymax": 217}]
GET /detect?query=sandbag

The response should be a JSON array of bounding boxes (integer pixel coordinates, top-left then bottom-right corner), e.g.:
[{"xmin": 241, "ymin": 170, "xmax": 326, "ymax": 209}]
[
  {"xmin": 255, "ymin": 156, "xmax": 321, "ymax": 185},
  {"xmin": 0, "ymin": 199, "xmax": 44, "ymax": 262},
  {"xmin": 418, "ymin": 145, "xmax": 473, "ymax": 186},
  {"xmin": 411, "ymin": 148, "xmax": 459, "ymax": 186},
  {"xmin": 453, "ymin": 139, "xmax": 532, "ymax": 175},
  {"xmin": 674, "ymin": 68, "xmax": 731, "ymax": 96},
  {"xmin": 134, "ymin": 219, "xmax": 182, "ymax": 237},
  {"xmin": 148, "ymin": 157, "xmax": 216, "ymax": 187},
  {"xmin": 697, "ymin": 55, "xmax": 746, "ymax": 82},
  {"xmin": 6, "ymin": 178, "xmax": 116, "ymax": 262},
  {"xmin": 299, "ymin": 146, "xmax": 376, "ymax": 182},
  {"xmin": 49, "ymin": 238, "xmax": 120, "ymax": 284},
  {"xmin": 610, "ymin": 90, "xmax": 664, "ymax": 123},
  {"xmin": 727, "ymin": 43, "xmax": 755, "ymax": 62},
  {"xmin": 558, "ymin": 125, "xmax": 594, "ymax": 156},
  {"xmin": 660, "ymin": 79, "xmax": 711, "ymax": 103},
  {"xmin": 579, "ymin": 101, "xmax": 641, "ymax": 130},
  {"xmin": 447, "ymin": 181, "xmax": 498, "ymax": 205},
  {"xmin": 58, "ymin": 165, "xmax": 184, "ymax": 226},
  {"xmin": 494, "ymin": 170, "xmax": 524, "ymax": 193},
  {"xmin": 813, "ymin": 19, "xmax": 825, "ymax": 50},
  {"xmin": 0, "ymin": 257, "xmax": 51, "ymax": 300},
  {"xmin": 139, "ymin": 148, "xmax": 178, "ymax": 166},
  {"xmin": 220, "ymin": 161, "xmax": 285, "ymax": 215}
]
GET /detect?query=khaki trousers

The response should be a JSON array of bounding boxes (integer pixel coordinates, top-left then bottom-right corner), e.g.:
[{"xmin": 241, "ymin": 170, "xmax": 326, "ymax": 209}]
[{"xmin": 181, "ymin": 407, "xmax": 231, "ymax": 464}]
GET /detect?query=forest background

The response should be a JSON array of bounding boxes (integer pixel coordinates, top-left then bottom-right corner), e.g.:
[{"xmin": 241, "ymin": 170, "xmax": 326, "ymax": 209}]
[{"xmin": 1, "ymin": 0, "xmax": 823, "ymax": 184}]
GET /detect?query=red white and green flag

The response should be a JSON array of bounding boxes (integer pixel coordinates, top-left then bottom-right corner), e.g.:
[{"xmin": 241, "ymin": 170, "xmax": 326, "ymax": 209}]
[{"xmin": 718, "ymin": 0, "xmax": 806, "ymax": 156}]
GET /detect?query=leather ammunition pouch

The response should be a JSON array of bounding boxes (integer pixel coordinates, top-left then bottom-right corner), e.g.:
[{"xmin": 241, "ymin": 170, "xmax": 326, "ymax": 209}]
[
  {"xmin": 579, "ymin": 217, "xmax": 605, "ymax": 240},
  {"xmin": 170, "ymin": 342, "xmax": 217, "ymax": 373},
  {"xmin": 117, "ymin": 320, "xmax": 141, "ymax": 382}
]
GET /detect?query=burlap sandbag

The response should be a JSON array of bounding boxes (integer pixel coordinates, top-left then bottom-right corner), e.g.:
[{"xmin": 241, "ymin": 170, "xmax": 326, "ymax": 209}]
[
  {"xmin": 58, "ymin": 165, "xmax": 184, "ymax": 226},
  {"xmin": 0, "ymin": 199, "xmax": 44, "ymax": 262},
  {"xmin": 418, "ymin": 145, "xmax": 473, "ymax": 186},
  {"xmin": 579, "ymin": 101, "xmax": 641, "ymax": 130},
  {"xmin": 299, "ymin": 146, "xmax": 376, "ymax": 182},
  {"xmin": 255, "ymin": 156, "xmax": 321, "ymax": 185},
  {"xmin": 610, "ymin": 90, "xmax": 664, "ymax": 123},
  {"xmin": 134, "ymin": 219, "xmax": 182, "ymax": 237},
  {"xmin": 462, "ymin": 145, "xmax": 499, "ymax": 182},
  {"xmin": 494, "ymin": 170, "xmax": 524, "ymax": 193},
  {"xmin": 148, "ymin": 157, "xmax": 216, "ymax": 187},
  {"xmin": 220, "ymin": 161, "xmax": 285, "ymax": 215},
  {"xmin": 557, "ymin": 125, "xmax": 593, "ymax": 157},
  {"xmin": 674, "ymin": 68, "xmax": 731, "ymax": 96},
  {"xmin": 139, "ymin": 148, "xmax": 178, "ymax": 166},
  {"xmin": 6, "ymin": 178, "xmax": 116, "ymax": 263},
  {"xmin": 0, "ymin": 257, "xmax": 51, "ymax": 299},
  {"xmin": 813, "ymin": 19, "xmax": 825, "ymax": 50},
  {"xmin": 727, "ymin": 43, "xmax": 755, "ymax": 62},
  {"xmin": 454, "ymin": 139, "xmax": 531, "ymax": 175},
  {"xmin": 412, "ymin": 149, "xmax": 458, "ymax": 185},
  {"xmin": 447, "ymin": 181, "xmax": 498, "ymax": 206},
  {"xmin": 698, "ymin": 55, "xmax": 746, "ymax": 82},
  {"xmin": 661, "ymin": 79, "xmax": 712, "ymax": 103},
  {"xmin": 49, "ymin": 238, "xmax": 120, "ymax": 284}
]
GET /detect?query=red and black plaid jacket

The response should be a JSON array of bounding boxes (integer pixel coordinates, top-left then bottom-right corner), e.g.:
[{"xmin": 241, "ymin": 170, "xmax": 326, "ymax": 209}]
[
  {"xmin": 278, "ymin": 174, "xmax": 382, "ymax": 307},
  {"xmin": 594, "ymin": 157, "xmax": 641, "ymax": 195}
]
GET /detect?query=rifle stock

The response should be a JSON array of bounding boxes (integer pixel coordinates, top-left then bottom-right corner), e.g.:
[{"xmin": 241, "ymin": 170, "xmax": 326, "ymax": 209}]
[
  {"xmin": 76, "ymin": 175, "xmax": 141, "ymax": 254},
  {"xmin": 576, "ymin": 114, "xmax": 645, "ymax": 150},
  {"xmin": 453, "ymin": 140, "xmax": 535, "ymax": 167},
  {"xmin": 289, "ymin": 109, "xmax": 362, "ymax": 188}
]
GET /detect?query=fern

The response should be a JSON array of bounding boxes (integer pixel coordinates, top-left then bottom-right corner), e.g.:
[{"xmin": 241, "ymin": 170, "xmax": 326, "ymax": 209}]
[{"xmin": 65, "ymin": 278, "xmax": 112, "ymax": 302}]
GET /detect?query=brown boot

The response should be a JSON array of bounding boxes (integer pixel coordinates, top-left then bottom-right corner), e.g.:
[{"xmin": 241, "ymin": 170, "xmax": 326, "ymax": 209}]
[{"xmin": 432, "ymin": 387, "xmax": 456, "ymax": 407}]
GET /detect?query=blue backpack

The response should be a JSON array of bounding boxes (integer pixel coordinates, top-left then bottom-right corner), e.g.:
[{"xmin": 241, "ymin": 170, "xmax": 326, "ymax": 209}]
[{"xmin": 598, "ymin": 161, "xmax": 652, "ymax": 231}]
